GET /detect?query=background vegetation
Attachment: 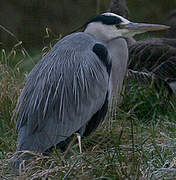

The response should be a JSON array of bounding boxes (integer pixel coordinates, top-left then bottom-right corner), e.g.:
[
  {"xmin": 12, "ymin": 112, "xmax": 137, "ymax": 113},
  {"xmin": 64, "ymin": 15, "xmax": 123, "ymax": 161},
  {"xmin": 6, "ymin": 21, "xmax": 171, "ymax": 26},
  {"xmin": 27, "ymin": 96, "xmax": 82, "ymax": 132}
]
[
  {"xmin": 0, "ymin": 0, "xmax": 176, "ymax": 179},
  {"xmin": 0, "ymin": 0, "xmax": 176, "ymax": 48}
]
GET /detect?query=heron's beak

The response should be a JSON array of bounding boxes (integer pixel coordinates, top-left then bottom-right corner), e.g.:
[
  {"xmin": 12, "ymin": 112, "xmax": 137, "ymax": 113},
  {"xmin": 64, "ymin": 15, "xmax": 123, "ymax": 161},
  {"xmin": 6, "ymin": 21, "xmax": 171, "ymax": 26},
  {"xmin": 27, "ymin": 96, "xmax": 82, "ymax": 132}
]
[
  {"xmin": 120, "ymin": 22, "xmax": 170, "ymax": 36},
  {"xmin": 125, "ymin": 22, "xmax": 170, "ymax": 31}
]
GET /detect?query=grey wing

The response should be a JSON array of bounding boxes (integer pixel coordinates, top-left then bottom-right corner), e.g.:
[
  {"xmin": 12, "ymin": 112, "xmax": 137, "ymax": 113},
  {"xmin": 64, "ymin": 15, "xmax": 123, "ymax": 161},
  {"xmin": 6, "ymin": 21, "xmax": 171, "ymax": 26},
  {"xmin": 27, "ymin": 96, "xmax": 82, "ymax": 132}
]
[{"xmin": 14, "ymin": 45, "xmax": 110, "ymax": 153}]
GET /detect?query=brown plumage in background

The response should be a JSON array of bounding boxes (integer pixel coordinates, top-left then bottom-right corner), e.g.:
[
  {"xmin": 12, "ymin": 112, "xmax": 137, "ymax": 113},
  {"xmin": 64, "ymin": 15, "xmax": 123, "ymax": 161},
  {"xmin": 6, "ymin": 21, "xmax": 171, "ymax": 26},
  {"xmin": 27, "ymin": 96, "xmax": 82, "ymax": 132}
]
[
  {"xmin": 129, "ymin": 38, "xmax": 176, "ymax": 71},
  {"xmin": 128, "ymin": 38, "xmax": 176, "ymax": 95}
]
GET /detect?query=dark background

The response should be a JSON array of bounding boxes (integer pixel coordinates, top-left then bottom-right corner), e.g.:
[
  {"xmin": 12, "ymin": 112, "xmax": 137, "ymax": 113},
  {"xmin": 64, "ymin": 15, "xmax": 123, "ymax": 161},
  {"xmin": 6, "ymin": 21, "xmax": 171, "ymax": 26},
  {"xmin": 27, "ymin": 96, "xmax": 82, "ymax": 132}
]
[{"xmin": 0, "ymin": 0, "xmax": 176, "ymax": 49}]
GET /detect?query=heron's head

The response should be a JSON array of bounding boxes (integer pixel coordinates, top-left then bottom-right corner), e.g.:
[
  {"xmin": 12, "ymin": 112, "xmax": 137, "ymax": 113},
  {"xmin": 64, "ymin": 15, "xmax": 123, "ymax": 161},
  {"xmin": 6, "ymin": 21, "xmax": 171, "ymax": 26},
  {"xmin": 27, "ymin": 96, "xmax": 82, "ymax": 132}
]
[{"xmin": 84, "ymin": 13, "xmax": 169, "ymax": 42}]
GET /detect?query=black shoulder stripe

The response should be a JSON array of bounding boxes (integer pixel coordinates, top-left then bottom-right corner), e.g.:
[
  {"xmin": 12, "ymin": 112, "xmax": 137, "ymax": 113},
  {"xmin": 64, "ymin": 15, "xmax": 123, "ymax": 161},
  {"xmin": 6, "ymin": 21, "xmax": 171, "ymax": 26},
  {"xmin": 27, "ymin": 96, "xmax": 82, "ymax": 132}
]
[{"xmin": 93, "ymin": 43, "xmax": 112, "ymax": 75}]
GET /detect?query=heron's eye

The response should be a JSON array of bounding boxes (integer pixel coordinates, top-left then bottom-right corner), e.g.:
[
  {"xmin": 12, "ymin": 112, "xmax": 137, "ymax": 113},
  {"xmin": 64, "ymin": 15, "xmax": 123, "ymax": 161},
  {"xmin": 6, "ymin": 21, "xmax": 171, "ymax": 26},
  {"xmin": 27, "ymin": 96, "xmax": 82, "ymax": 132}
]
[
  {"xmin": 116, "ymin": 24, "xmax": 121, "ymax": 28},
  {"xmin": 116, "ymin": 24, "xmax": 125, "ymax": 29},
  {"xmin": 116, "ymin": 24, "xmax": 127, "ymax": 29}
]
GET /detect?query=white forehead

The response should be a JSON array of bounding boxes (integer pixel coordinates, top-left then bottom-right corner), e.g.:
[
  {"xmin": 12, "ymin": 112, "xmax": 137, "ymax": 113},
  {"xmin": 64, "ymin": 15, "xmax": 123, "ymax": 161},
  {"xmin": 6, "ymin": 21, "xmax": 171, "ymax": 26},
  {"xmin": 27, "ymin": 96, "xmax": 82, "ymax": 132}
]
[{"xmin": 102, "ymin": 12, "xmax": 130, "ymax": 24}]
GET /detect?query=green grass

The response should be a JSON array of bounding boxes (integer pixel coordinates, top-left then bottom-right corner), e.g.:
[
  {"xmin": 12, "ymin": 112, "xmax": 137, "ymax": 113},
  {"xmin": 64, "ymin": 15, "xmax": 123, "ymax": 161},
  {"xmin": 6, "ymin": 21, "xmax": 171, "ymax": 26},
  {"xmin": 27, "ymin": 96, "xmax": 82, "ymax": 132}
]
[{"xmin": 0, "ymin": 46, "xmax": 176, "ymax": 179}]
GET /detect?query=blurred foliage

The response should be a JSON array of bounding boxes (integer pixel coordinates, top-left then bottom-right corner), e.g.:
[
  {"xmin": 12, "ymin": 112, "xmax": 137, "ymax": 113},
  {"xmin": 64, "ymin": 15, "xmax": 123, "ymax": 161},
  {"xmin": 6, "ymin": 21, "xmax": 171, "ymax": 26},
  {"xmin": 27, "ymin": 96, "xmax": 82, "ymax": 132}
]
[
  {"xmin": 127, "ymin": 0, "xmax": 176, "ymax": 23},
  {"xmin": 0, "ymin": 0, "xmax": 108, "ymax": 49},
  {"xmin": 0, "ymin": 0, "xmax": 175, "ymax": 49}
]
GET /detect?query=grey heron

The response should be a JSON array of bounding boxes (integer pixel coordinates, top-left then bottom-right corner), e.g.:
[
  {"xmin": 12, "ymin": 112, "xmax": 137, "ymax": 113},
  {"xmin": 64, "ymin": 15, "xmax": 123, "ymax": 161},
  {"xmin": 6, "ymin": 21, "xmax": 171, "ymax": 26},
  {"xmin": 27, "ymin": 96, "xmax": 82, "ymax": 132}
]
[{"xmin": 12, "ymin": 13, "xmax": 169, "ymax": 166}]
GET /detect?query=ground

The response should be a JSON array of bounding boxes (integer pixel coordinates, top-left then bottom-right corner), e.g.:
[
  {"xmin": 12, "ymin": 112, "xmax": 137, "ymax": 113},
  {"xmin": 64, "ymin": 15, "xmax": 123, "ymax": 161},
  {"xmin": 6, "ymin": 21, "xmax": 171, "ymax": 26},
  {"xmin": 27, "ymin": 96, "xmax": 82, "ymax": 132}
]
[{"xmin": 0, "ymin": 46, "xmax": 176, "ymax": 179}]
